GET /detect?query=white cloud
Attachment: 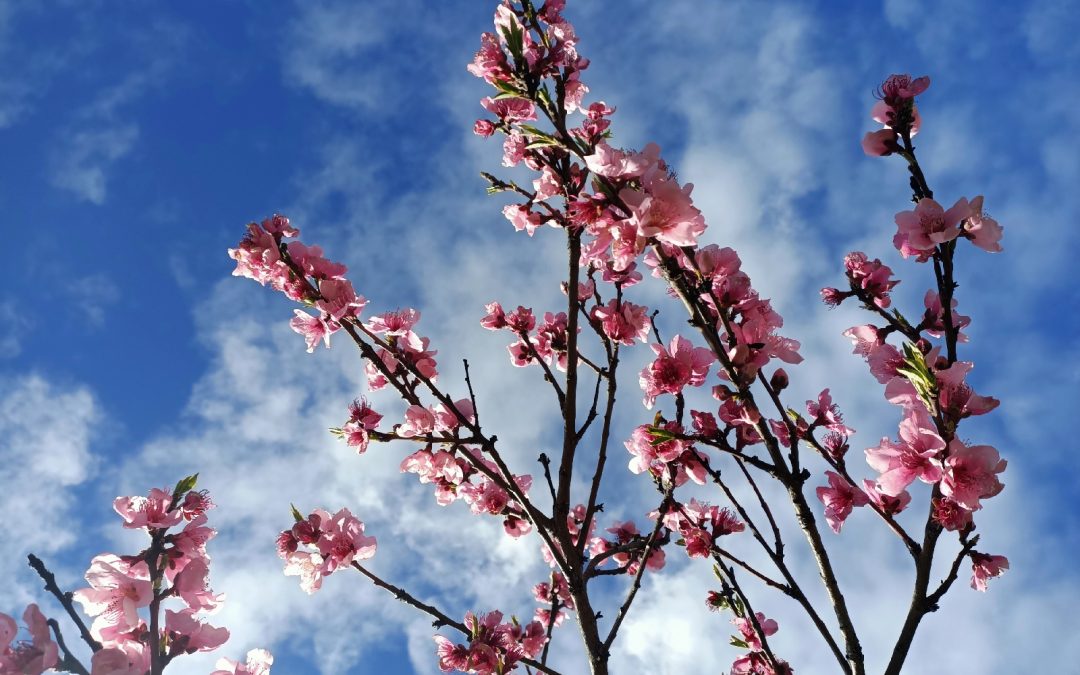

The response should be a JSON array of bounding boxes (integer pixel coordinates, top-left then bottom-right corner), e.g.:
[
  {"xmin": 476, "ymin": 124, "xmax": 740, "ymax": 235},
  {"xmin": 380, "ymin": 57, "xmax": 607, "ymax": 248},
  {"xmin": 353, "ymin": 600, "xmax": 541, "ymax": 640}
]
[
  {"xmin": 0, "ymin": 374, "xmax": 101, "ymax": 609},
  {"xmin": 0, "ymin": 298, "xmax": 30, "ymax": 357},
  {"xmin": 49, "ymin": 125, "xmax": 139, "ymax": 205}
]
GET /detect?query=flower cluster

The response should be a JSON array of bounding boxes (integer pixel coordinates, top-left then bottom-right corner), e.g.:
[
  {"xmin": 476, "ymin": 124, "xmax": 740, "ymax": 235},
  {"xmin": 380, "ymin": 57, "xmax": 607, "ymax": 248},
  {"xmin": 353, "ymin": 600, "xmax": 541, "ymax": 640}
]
[
  {"xmin": 661, "ymin": 499, "xmax": 745, "ymax": 559},
  {"xmin": 363, "ymin": 308, "xmax": 440, "ymax": 389},
  {"xmin": 433, "ymin": 611, "xmax": 546, "ymax": 675},
  {"xmin": 624, "ymin": 422, "xmax": 709, "ymax": 487},
  {"xmin": 277, "ymin": 507, "xmax": 377, "ymax": 594},
  {"xmin": 587, "ymin": 519, "xmax": 667, "ymax": 575},
  {"xmin": 729, "ymin": 612, "xmax": 793, "ymax": 675},
  {"xmin": 823, "ymin": 75, "xmax": 1009, "ymax": 591},
  {"xmin": 229, "ymin": 214, "xmax": 366, "ymax": 353},
  {"xmin": 401, "ymin": 446, "xmax": 535, "ymax": 538},
  {"xmin": 68, "ymin": 480, "xmax": 246, "ymax": 674},
  {"xmin": 531, "ymin": 572, "xmax": 574, "ymax": 627}
]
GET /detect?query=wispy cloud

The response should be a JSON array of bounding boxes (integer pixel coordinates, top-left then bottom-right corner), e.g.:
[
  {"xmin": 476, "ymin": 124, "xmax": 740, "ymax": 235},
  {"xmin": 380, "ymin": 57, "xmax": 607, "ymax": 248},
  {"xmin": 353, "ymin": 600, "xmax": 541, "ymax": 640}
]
[
  {"xmin": 48, "ymin": 20, "xmax": 186, "ymax": 204},
  {"xmin": 0, "ymin": 375, "xmax": 101, "ymax": 609}
]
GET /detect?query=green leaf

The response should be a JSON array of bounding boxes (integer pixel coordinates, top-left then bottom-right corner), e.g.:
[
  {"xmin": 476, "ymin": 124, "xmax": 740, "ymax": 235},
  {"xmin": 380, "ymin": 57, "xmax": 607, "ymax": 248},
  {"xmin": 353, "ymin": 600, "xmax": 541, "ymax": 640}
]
[
  {"xmin": 173, "ymin": 473, "xmax": 199, "ymax": 497},
  {"xmin": 729, "ymin": 637, "xmax": 750, "ymax": 649},
  {"xmin": 646, "ymin": 425, "xmax": 676, "ymax": 445},
  {"xmin": 290, "ymin": 503, "xmax": 304, "ymax": 523}
]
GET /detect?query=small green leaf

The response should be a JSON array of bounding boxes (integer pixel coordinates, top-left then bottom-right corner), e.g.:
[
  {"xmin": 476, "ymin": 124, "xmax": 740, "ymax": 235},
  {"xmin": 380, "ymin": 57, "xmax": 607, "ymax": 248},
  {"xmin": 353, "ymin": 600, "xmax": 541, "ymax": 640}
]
[
  {"xmin": 290, "ymin": 503, "xmax": 304, "ymax": 523},
  {"xmin": 729, "ymin": 637, "xmax": 750, "ymax": 649},
  {"xmin": 173, "ymin": 473, "xmax": 199, "ymax": 497}
]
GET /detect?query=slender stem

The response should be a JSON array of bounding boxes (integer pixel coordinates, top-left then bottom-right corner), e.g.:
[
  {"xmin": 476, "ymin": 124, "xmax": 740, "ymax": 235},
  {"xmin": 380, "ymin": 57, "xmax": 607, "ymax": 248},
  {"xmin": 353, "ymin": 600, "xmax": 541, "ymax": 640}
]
[
  {"xmin": 554, "ymin": 228, "xmax": 583, "ymax": 524},
  {"xmin": 47, "ymin": 619, "xmax": 90, "ymax": 675},
  {"xmin": 602, "ymin": 490, "xmax": 672, "ymax": 652},
  {"xmin": 27, "ymin": 554, "xmax": 101, "ymax": 653},
  {"xmin": 350, "ymin": 562, "xmax": 562, "ymax": 675}
]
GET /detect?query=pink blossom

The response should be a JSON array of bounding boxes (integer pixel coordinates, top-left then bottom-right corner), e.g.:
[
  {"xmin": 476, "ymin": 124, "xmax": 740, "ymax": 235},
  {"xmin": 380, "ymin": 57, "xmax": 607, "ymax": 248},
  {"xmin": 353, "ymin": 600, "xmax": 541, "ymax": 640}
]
[
  {"xmin": 0, "ymin": 604, "xmax": 59, "ymax": 675},
  {"xmin": 316, "ymin": 278, "xmax": 366, "ymax": 321},
  {"xmin": 502, "ymin": 131, "xmax": 527, "ymax": 167},
  {"xmin": 72, "ymin": 555, "xmax": 153, "ymax": 639},
  {"xmin": 366, "ymin": 308, "xmax": 421, "ymax": 339},
  {"xmin": 932, "ymin": 496, "xmax": 973, "ymax": 531},
  {"xmin": 865, "ymin": 408, "xmax": 945, "ymax": 496},
  {"xmin": 862, "ymin": 480, "xmax": 911, "ymax": 516},
  {"xmin": 480, "ymin": 95, "xmax": 537, "ymax": 123},
  {"xmin": 936, "ymin": 361, "xmax": 999, "ymax": 419},
  {"xmin": 398, "ymin": 405, "xmax": 436, "ymax": 438},
  {"xmin": 212, "ymin": 648, "xmax": 274, "ymax": 675},
  {"xmin": 282, "ymin": 551, "xmax": 324, "ymax": 595},
  {"xmin": 317, "ymin": 508, "xmax": 377, "ymax": 573},
  {"xmin": 844, "ymin": 252, "xmax": 898, "ymax": 308},
  {"xmin": 473, "ymin": 119, "xmax": 496, "ymax": 136},
  {"xmin": 970, "ymin": 552, "xmax": 1009, "ymax": 592},
  {"xmin": 343, "ymin": 397, "xmax": 382, "ymax": 453},
  {"xmin": 844, "ymin": 325, "xmax": 903, "ymax": 384},
  {"xmin": 816, "ymin": 471, "xmax": 869, "ymax": 534},
  {"xmin": 878, "ymin": 73, "xmax": 930, "ymax": 102},
  {"xmin": 502, "ymin": 203, "xmax": 545, "ymax": 235},
  {"xmin": 940, "ymin": 441, "xmax": 1006, "ymax": 510},
  {"xmin": 165, "ymin": 609, "xmax": 229, "ymax": 654},
  {"xmin": 90, "ymin": 647, "xmax": 146, "ymax": 675},
  {"xmin": 639, "ymin": 335, "xmax": 714, "ymax": 408},
  {"xmin": 732, "ymin": 612, "xmax": 778, "ymax": 652},
  {"xmin": 590, "ymin": 298, "xmax": 650, "ymax": 346},
  {"xmin": 114, "ymin": 488, "xmax": 182, "ymax": 530},
  {"xmin": 468, "ymin": 32, "xmax": 510, "ymax": 84},
  {"xmin": 620, "ymin": 172, "xmax": 706, "ymax": 247},
  {"xmin": 533, "ymin": 166, "xmax": 562, "ymax": 201},
  {"xmin": 893, "ymin": 197, "xmax": 972, "ymax": 260},
  {"xmin": 807, "ymin": 389, "xmax": 855, "ymax": 436},
  {"xmin": 290, "ymin": 310, "xmax": 337, "ymax": 352},
  {"xmin": 172, "ymin": 558, "xmax": 224, "ymax": 612},
  {"xmin": 583, "ymin": 141, "xmax": 658, "ymax": 179},
  {"xmin": 922, "ymin": 290, "xmax": 970, "ymax": 342},
  {"xmin": 862, "ymin": 128, "xmax": 899, "ymax": 157},
  {"xmin": 962, "ymin": 195, "xmax": 1003, "ymax": 252}
]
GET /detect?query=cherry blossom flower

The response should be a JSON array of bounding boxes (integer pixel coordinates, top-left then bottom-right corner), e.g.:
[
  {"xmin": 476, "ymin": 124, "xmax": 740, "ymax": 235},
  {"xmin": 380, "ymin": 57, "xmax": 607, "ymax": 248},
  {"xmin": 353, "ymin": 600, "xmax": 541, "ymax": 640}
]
[
  {"xmin": 90, "ymin": 647, "xmax": 146, "ymax": 675},
  {"xmin": 865, "ymin": 408, "xmax": 945, "ymax": 496},
  {"xmin": 816, "ymin": 471, "xmax": 869, "ymax": 534},
  {"xmin": 962, "ymin": 195, "xmax": 1004, "ymax": 252},
  {"xmin": 970, "ymin": 552, "xmax": 1009, "ymax": 592},
  {"xmin": 844, "ymin": 252, "xmax": 898, "ymax": 308},
  {"xmin": 639, "ymin": 335, "xmax": 714, "ymax": 408},
  {"xmin": 591, "ymin": 298, "xmax": 650, "ymax": 346},
  {"xmin": 894, "ymin": 197, "xmax": 972, "ymax": 261},
  {"xmin": 72, "ymin": 555, "xmax": 153, "ymax": 640},
  {"xmin": 940, "ymin": 441, "xmax": 1006, "ymax": 510},
  {"xmin": 114, "ymin": 488, "xmax": 182, "ymax": 530},
  {"xmin": 165, "ymin": 609, "xmax": 229, "ymax": 654}
]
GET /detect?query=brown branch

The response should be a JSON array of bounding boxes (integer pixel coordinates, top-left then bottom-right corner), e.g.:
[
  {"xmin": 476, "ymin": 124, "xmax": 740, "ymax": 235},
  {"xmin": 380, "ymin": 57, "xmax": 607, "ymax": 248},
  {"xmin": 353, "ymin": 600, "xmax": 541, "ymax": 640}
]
[
  {"xmin": 350, "ymin": 562, "xmax": 562, "ymax": 675},
  {"xmin": 47, "ymin": 619, "xmax": 90, "ymax": 675},
  {"xmin": 27, "ymin": 554, "xmax": 100, "ymax": 653}
]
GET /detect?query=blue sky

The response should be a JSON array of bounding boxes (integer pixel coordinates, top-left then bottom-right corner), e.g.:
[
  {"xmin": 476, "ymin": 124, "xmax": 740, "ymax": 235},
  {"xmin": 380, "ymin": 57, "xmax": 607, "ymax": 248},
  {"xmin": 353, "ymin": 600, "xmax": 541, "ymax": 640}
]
[{"xmin": 2, "ymin": 0, "xmax": 1078, "ymax": 673}]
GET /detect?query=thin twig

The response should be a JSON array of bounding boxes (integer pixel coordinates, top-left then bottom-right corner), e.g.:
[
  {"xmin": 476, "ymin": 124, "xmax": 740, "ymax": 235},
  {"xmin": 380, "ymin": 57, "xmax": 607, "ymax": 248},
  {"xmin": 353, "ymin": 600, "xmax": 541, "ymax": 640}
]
[{"xmin": 27, "ymin": 554, "xmax": 100, "ymax": 653}]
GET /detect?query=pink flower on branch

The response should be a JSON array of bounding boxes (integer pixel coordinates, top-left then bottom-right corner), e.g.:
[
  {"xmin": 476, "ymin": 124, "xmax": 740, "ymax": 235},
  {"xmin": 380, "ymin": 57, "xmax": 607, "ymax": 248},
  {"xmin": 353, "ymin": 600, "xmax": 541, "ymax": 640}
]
[
  {"xmin": 970, "ymin": 552, "xmax": 1009, "ymax": 592},
  {"xmin": 639, "ymin": 335, "xmax": 714, "ymax": 408},
  {"xmin": 864, "ymin": 407, "xmax": 945, "ymax": 496},
  {"xmin": 940, "ymin": 441, "xmax": 1006, "ymax": 511},
  {"xmin": 72, "ymin": 555, "xmax": 153, "ymax": 640},
  {"xmin": 893, "ymin": 197, "xmax": 972, "ymax": 261},
  {"xmin": 816, "ymin": 471, "xmax": 869, "ymax": 534}
]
